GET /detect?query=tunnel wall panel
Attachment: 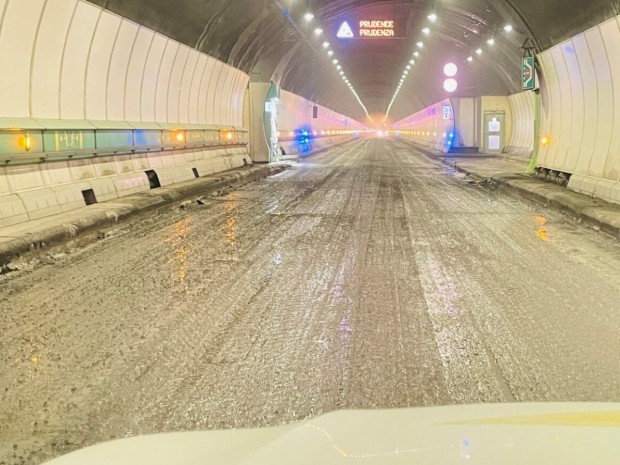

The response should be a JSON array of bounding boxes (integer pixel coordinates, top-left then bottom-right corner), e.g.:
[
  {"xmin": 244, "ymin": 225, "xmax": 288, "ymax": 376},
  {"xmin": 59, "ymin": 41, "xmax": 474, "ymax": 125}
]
[
  {"xmin": 155, "ymin": 41, "xmax": 179, "ymax": 123},
  {"xmin": 197, "ymin": 58, "xmax": 216, "ymax": 125},
  {"xmin": 0, "ymin": 146, "xmax": 250, "ymax": 228},
  {"xmin": 600, "ymin": 19, "xmax": 620, "ymax": 184},
  {"xmin": 278, "ymin": 91, "xmax": 364, "ymax": 132},
  {"xmin": 571, "ymin": 33, "xmax": 598, "ymax": 177},
  {"xmin": 179, "ymin": 50, "xmax": 200, "ymax": 125},
  {"xmin": 391, "ymin": 99, "xmax": 455, "ymax": 153},
  {"xmin": 166, "ymin": 45, "xmax": 190, "ymax": 124},
  {"xmin": 0, "ymin": 0, "xmax": 249, "ymax": 125},
  {"xmin": 107, "ymin": 20, "xmax": 139, "ymax": 122},
  {"xmin": 506, "ymin": 91, "xmax": 535, "ymax": 154},
  {"xmin": 59, "ymin": 1, "xmax": 99, "ymax": 119},
  {"xmin": 0, "ymin": 0, "xmax": 251, "ymax": 227},
  {"xmin": 0, "ymin": 0, "xmax": 47, "ymax": 118},
  {"xmin": 31, "ymin": 0, "xmax": 77, "ymax": 120},
  {"xmin": 124, "ymin": 27, "xmax": 155, "ymax": 123},
  {"xmin": 537, "ymin": 15, "xmax": 620, "ymax": 204},
  {"xmin": 140, "ymin": 32, "xmax": 167, "ymax": 123},
  {"xmin": 189, "ymin": 55, "xmax": 208, "ymax": 125},
  {"xmin": 275, "ymin": 90, "xmax": 365, "ymax": 156},
  {"xmin": 85, "ymin": 11, "xmax": 121, "ymax": 121},
  {"xmin": 206, "ymin": 61, "xmax": 223, "ymax": 125}
]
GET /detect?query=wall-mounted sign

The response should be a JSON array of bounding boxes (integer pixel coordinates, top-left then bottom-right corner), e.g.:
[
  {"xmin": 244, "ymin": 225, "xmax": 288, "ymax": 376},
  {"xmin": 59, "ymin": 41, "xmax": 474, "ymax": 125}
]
[
  {"xmin": 522, "ymin": 57, "xmax": 535, "ymax": 90},
  {"xmin": 442, "ymin": 105, "xmax": 453, "ymax": 120},
  {"xmin": 265, "ymin": 101, "xmax": 275, "ymax": 113}
]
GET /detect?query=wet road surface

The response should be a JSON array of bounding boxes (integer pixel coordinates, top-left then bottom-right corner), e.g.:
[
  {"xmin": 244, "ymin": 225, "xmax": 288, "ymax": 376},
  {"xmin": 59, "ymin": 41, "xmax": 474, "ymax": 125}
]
[{"xmin": 1, "ymin": 139, "xmax": 620, "ymax": 464}]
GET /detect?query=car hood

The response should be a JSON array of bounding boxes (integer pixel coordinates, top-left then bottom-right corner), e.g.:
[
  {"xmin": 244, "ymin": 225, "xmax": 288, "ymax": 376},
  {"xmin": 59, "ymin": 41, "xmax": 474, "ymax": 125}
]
[{"xmin": 44, "ymin": 403, "xmax": 620, "ymax": 465}]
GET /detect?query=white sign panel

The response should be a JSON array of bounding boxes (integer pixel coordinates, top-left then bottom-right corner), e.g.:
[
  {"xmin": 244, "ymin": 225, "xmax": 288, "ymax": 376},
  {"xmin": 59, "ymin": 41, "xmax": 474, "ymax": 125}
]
[
  {"xmin": 488, "ymin": 117, "xmax": 501, "ymax": 132},
  {"xmin": 488, "ymin": 135, "xmax": 501, "ymax": 150},
  {"xmin": 442, "ymin": 105, "xmax": 453, "ymax": 120}
]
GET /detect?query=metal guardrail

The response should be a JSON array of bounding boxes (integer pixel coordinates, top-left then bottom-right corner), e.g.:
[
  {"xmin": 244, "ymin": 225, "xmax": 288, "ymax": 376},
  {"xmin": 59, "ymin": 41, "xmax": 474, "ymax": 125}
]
[
  {"xmin": 0, "ymin": 125, "xmax": 249, "ymax": 166},
  {"xmin": 0, "ymin": 140, "xmax": 248, "ymax": 166}
]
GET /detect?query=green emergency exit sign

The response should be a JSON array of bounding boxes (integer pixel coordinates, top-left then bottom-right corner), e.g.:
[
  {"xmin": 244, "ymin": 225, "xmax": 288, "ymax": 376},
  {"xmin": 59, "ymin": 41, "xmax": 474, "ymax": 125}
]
[{"xmin": 522, "ymin": 57, "xmax": 535, "ymax": 90}]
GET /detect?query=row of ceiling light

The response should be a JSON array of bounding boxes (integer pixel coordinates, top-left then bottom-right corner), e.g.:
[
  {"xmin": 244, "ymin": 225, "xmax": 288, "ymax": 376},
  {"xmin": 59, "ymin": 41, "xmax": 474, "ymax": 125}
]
[
  {"xmin": 302, "ymin": 11, "xmax": 370, "ymax": 118},
  {"xmin": 466, "ymin": 24, "xmax": 514, "ymax": 62},
  {"xmin": 385, "ymin": 12, "xmax": 439, "ymax": 119},
  {"xmin": 385, "ymin": 12, "xmax": 516, "ymax": 119}
]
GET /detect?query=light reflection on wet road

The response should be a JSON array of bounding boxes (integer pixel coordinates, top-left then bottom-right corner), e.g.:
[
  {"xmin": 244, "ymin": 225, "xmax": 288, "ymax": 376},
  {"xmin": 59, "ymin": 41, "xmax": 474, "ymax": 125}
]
[{"xmin": 1, "ymin": 139, "xmax": 620, "ymax": 464}]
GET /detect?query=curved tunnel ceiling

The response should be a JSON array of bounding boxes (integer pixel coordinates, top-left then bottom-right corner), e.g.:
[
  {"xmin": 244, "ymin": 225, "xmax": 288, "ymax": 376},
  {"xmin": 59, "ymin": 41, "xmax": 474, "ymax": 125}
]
[{"xmin": 88, "ymin": 0, "xmax": 620, "ymax": 124}]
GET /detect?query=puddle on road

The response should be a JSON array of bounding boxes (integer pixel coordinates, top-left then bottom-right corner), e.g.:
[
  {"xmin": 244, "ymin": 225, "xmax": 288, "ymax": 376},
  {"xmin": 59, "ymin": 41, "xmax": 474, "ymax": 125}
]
[{"xmin": 534, "ymin": 215, "xmax": 550, "ymax": 242}]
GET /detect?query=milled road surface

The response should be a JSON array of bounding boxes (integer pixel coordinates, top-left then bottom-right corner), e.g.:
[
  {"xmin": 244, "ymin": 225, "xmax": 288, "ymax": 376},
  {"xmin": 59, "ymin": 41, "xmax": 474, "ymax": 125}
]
[{"xmin": 1, "ymin": 140, "xmax": 620, "ymax": 464}]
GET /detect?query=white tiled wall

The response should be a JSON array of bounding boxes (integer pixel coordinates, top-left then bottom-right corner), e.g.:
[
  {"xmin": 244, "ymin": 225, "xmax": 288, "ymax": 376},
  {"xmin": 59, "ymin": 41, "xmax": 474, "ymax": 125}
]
[
  {"xmin": 0, "ymin": 0, "xmax": 248, "ymax": 126},
  {"xmin": 506, "ymin": 91, "xmax": 535, "ymax": 155},
  {"xmin": 537, "ymin": 15, "xmax": 620, "ymax": 201},
  {"xmin": 391, "ymin": 99, "xmax": 455, "ymax": 153}
]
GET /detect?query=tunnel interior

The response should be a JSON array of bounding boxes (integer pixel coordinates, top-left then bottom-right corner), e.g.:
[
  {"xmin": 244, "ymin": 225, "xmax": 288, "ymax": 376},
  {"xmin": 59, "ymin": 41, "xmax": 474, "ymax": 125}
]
[{"xmin": 88, "ymin": 0, "xmax": 620, "ymax": 124}]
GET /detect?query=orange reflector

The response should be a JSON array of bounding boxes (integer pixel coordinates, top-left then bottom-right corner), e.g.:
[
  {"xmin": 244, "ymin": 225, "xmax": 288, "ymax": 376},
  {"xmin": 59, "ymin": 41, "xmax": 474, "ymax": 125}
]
[
  {"xmin": 541, "ymin": 136, "xmax": 551, "ymax": 146},
  {"xmin": 175, "ymin": 132, "xmax": 185, "ymax": 142}
]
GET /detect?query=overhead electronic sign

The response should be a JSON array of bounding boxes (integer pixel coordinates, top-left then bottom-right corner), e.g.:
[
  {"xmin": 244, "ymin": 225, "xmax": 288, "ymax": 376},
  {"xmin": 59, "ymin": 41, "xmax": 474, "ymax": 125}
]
[{"xmin": 335, "ymin": 5, "xmax": 405, "ymax": 39}]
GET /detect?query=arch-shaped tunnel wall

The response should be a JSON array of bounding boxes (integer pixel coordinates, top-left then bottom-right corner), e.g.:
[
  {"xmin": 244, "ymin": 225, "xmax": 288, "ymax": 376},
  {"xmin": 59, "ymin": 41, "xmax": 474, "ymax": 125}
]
[
  {"xmin": 391, "ymin": 99, "xmax": 455, "ymax": 153},
  {"xmin": 277, "ymin": 90, "xmax": 366, "ymax": 156},
  {"xmin": 0, "ymin": 0, "xmax": 248, "ymax": 126},
  {"xmin": 537, "ymin": 15, "xmax": 620, "ymax": 203},
  {"xmin": 394, "ymin": 13, "xmax": 620, "ymax": 206},
  {"xmin": 0, "ymin": 0, "xmax": 364, "ymax": 227},
  {"xmin": 506, "ymin": 91, "xmax": 536, "ymax": 155}
]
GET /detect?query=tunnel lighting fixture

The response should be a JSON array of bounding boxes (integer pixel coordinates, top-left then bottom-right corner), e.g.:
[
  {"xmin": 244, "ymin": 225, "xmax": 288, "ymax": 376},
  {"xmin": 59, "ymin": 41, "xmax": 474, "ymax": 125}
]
[
  {"xmin": 504, "ymin": 24, "xmax": 513, "ymax": 32},
  {"xmin": 299, "ymin": 17, "xmax": 369, "ymax": 120},
  {"xmin": 427, "ymin": 13, "xmax": 437, "ymax": 22},
  {"xmin": 23, "ymin": 134, "xmax": 32, "ymax": 151},
  {"xmin": 487, "ymin": 38, "xmax": 495, "ymax": 46},
  {"xmin": 475, "ymin": 48, "xmax": 483, "ymax": 55},
  {"xmin": 404, "ymin": 69, "xmax": 409, "ymax": 75},
  {"xmin": 541, "ymin": 136, "xmax": 551, "ymax": 146},
  {"xmin": 175, "ymin": 131, "xmax": 185, "ymax": 142},
  {"xmin": 409, "ymin": 59, "xmax": 415, "ymax": 65},
  {"xmin": 406, "ymin": 65, "xmax": 411, "ymax": 70},
  {"xmin": 443, "ymin": 78, "xmax": 458, "ymax": 93},
  {"xmin": 413, "ymin": 51, "xmax": 420, "ymax": 57},
  {"xmin": 416, "ymin": 41, "xmax": 424, "ymax": 48},
  {"xmin": 467, "ymin": 56, "xmax": 474, "ymax": 62},
  {"xmin": 422, "ymin": 27, "xmax": 430, "ymax": 35},
  {"xmin": 443, "ymin": 63, "xmax": 458, "ymax": 77}
]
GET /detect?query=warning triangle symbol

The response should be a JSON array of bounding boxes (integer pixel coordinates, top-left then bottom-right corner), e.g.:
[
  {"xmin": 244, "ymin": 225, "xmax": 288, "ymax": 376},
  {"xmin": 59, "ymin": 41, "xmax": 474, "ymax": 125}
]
[{"xmin": 337, "ymin": 21, "xmax": 355, "ymax": 39}]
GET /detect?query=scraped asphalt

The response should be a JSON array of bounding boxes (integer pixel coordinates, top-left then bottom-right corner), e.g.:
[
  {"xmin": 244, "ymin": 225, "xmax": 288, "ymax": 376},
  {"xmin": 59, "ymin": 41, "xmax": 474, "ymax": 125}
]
[{"xmin": 1, "ymin": 139, "xmax": 619, "ymax": 464}]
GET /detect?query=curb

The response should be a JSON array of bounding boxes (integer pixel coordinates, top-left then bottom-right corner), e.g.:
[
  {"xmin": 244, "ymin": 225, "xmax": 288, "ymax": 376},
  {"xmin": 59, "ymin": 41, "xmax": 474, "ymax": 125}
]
[
  {"xmin": 400, "ymin": 140, "xmax": 620, "ymax": 239},
  {"xmin": 0, "ymin": 164, "xmax": 286, "ymax": 266}
]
